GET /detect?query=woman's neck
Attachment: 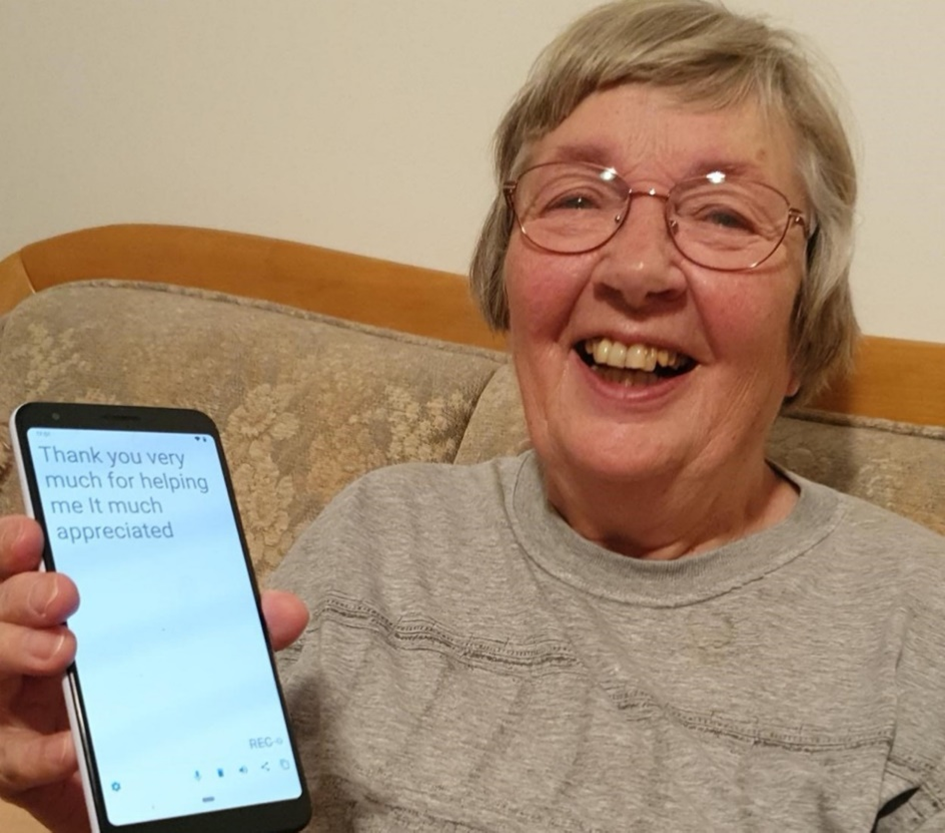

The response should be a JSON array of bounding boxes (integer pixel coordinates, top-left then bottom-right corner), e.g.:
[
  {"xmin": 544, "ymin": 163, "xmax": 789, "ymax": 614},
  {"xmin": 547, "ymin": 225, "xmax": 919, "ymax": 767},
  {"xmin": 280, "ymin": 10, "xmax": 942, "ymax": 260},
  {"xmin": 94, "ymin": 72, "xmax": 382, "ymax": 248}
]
[{"xmin": 542, "ymin": 458, "xmax": 799, "ymax": 560}]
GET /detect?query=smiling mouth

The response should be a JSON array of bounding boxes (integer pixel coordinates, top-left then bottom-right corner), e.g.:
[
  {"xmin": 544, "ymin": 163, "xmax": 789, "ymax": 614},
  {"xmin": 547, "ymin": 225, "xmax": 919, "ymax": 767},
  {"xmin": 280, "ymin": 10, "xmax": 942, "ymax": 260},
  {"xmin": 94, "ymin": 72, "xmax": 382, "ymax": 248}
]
[{"xmin": 577, "ymin": 338, "xmax": 697, "ymax": 386}]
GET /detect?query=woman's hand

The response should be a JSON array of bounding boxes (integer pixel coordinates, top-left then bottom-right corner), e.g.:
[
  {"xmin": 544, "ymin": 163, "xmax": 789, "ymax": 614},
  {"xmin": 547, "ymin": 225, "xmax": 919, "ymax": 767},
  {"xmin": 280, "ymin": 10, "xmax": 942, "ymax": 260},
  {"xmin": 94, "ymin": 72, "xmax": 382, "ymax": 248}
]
[
  {"xmin": 0, "ymin": 515, "xmax": 86, "ymax": 832},
  {"xmin": 0, "ymin": 515, "xmax": 309, "ymax": 833},
  {"xmin": 260, "ymin": 587, "xmax": 310, "ymax": 652}
]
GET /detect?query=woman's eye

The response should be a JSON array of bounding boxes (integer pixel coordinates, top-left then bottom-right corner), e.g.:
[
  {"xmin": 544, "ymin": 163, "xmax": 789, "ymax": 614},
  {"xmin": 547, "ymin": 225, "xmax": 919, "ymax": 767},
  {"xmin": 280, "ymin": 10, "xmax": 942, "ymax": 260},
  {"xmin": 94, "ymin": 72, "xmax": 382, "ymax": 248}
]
[
  {"xmin": 690, "ymin": 205, "xmax": 756, "ymax": 233},
  {"xmin": 706, "ymin": 210, "xmax": 751, "ymax": 229},
  {"xmin": 550, "ymin": 194, "xmax": 595, "ymax": 209},
  {"xmin": 543, "ymin": 192, "xmax": 599, "ymax": 213}
]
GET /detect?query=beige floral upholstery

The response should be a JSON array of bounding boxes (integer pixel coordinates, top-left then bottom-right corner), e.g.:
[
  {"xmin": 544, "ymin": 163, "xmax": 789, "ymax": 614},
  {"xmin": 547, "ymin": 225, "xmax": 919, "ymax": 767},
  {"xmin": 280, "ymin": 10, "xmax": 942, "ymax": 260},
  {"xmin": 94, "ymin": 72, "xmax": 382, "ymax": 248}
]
[
  {"xmin": 0, "ymin": 280, "xmax": 941, "ymax": 590},
  {"xmin": 768, "ymin": 412, "xmax": 945, "ymax": 535},
  {"xmin": 0, "ymin": 282, "xmax": 513, "ymax": 578}
]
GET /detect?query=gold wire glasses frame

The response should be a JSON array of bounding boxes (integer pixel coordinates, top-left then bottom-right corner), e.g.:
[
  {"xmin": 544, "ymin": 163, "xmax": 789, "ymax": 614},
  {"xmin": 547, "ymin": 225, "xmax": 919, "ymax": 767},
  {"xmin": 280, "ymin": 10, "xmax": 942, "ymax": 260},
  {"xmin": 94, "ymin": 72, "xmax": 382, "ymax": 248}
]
[{"xmin": 503, "ymin": 161, "xmax": 812, "ymax": 272}]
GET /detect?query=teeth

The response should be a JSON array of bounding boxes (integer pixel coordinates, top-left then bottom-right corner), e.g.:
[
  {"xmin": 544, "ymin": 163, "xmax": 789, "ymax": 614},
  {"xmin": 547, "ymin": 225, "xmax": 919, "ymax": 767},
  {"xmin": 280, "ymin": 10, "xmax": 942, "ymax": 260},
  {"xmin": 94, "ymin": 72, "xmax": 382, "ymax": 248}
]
[
  {"xmin": 593, "ymin": 340, "xmax": 611, "ymax": 364},
  {"xmin": 626, "ymin": 344, "xmax": 656, "ymax": 372},
  {"xmin": 584, "ymin": 338, "xmax": 683, "ymax": 371},
  {"xmin": 609, "ymin": 342, "xmax": 627, "ymax": 367}
]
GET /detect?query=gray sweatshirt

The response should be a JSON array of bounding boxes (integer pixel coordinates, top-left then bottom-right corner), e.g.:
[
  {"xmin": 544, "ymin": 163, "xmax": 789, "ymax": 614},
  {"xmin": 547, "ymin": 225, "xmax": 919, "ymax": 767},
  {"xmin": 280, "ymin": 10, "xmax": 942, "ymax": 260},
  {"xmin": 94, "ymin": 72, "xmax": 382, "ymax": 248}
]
[{"xmin": 274, "ymin": 452, "xmax": 945, "ymax": 831}]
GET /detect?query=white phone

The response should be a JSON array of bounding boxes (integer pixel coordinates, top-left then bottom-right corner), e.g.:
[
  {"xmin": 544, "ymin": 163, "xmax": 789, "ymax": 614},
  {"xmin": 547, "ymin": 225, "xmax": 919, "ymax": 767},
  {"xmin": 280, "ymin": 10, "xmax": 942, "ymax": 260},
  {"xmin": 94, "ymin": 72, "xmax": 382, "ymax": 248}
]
[{"xmin": 10, "ymin": 402, "xmax": 311, "ymax": 833}]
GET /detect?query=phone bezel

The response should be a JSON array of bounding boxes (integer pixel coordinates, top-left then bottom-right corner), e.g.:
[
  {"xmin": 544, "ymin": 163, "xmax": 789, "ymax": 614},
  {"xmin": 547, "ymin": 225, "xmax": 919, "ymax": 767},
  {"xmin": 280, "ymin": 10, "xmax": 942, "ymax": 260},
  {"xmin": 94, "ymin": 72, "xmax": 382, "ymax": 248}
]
[{"xmin": 10, "ymin": 401, "xmax": 312, "ymax": 833}]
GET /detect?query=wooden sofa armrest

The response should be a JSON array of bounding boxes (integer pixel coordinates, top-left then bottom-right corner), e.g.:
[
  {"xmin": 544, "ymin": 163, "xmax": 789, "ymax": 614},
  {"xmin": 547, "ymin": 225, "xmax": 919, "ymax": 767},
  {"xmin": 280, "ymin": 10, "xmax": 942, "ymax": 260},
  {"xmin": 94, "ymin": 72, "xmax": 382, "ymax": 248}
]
[
  {"xmin": 0, "ymin": 224, "xmax": 942, "ymax": 427},
  {"xmin": 812, "ymin": 337, "xmax": 944, "ymax": 428},
  {"xmin": 0, "ymin": 224, "xmax": 505, "ymax": 351}
]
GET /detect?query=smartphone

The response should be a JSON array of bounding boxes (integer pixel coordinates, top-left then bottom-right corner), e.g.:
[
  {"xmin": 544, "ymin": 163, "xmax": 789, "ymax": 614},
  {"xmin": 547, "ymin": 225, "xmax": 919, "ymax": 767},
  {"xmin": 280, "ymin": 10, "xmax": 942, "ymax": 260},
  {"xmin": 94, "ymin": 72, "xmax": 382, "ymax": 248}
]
[{"xmin": 10, "ymin": 402, "xmax": 311, "ymax": 833}]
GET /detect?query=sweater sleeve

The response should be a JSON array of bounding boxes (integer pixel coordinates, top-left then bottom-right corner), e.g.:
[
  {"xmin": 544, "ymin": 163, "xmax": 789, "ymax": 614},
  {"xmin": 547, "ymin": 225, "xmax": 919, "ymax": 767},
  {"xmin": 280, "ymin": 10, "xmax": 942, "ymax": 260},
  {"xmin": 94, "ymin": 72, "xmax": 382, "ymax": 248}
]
[{"xmin": 874, "ymin": 572, "xmax": 945, "ymax": 831}]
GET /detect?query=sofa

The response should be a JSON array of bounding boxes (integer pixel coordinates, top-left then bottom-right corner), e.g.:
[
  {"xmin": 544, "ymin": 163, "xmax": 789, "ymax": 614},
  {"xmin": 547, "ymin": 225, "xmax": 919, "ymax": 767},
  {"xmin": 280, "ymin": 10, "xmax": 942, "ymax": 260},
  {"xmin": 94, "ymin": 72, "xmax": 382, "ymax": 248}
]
[{"xmin": 0, "ymin": 225, "xmax": 942, "ymax": 832}]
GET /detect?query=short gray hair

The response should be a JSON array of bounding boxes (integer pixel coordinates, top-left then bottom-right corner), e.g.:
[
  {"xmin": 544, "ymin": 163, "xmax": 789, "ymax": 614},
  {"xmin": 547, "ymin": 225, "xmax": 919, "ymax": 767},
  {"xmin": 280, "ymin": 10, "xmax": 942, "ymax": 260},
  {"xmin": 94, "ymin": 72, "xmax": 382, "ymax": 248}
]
[{"xmin": 470, "ymin": 0, "xmax": 858, "ymax": 405}]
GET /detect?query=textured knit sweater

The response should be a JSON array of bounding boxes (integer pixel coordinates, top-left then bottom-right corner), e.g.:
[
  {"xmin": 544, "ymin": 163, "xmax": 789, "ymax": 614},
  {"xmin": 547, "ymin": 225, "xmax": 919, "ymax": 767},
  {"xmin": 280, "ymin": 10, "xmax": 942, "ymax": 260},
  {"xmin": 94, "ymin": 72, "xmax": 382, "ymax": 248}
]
[{"xmin": 273, "ymin": 452, "xmax": 945, "ymax": 832}]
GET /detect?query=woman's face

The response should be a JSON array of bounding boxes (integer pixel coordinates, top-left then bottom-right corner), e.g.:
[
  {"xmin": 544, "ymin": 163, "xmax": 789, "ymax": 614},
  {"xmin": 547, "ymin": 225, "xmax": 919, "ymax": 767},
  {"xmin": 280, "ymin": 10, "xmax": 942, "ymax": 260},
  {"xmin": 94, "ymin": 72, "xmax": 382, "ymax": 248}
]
[{"xmin": 504, "ymin": 85, "xmax": 808, "ymax": 515}]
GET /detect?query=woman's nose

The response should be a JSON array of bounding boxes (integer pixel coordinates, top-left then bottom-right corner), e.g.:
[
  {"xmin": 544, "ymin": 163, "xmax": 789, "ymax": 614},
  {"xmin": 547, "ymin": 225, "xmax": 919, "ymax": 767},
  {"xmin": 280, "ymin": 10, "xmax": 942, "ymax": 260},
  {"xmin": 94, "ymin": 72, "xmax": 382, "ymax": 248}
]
[{"xmin": 591, "ymin": 193, "xmax": 688, "ymax": 309}]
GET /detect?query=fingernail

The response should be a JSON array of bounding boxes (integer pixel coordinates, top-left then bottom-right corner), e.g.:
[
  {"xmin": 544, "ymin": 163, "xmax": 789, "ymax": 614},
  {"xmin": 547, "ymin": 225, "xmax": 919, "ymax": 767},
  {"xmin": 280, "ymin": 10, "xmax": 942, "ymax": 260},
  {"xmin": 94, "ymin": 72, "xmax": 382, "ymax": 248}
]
[
  {"xmin": 46, "ymin": 731, "xmax": 74, "ymax": 769},
  {"xmin": 0, "ymin": 518, "xmax": 25, "ymax": 555},
  {"xmin": 28, "ymin": 630, "xmax": 66, "ymax": 661},
  {"xmin": 28, "ymin": 579, "xmax": 59, "ymax": 617}
]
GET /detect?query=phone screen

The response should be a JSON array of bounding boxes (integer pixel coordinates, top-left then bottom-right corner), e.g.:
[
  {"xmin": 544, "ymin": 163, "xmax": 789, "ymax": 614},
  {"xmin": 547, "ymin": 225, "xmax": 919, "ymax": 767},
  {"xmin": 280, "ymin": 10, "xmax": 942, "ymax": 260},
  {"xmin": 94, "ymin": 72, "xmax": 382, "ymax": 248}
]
[{"xmin": 20, "ymin": 417, "xmax": 305, "ymax": 828}]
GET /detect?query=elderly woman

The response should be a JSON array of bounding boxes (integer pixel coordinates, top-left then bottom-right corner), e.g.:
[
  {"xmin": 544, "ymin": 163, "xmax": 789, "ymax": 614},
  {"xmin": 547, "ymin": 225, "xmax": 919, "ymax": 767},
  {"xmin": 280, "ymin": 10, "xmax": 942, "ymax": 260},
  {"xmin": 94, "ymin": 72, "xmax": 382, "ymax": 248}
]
[{"xmin": 2, "ymin": 1, "xmax": 944, "ymax": 831}]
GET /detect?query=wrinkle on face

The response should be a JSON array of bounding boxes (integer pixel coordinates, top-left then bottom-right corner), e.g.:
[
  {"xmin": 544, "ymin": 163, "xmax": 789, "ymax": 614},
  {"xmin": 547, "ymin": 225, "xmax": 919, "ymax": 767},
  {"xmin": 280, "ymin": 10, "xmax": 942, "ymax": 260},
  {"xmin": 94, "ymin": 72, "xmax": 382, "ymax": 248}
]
[{"xmin": 504, "ymin": 84, "xmax": 807, "ymax": 557}]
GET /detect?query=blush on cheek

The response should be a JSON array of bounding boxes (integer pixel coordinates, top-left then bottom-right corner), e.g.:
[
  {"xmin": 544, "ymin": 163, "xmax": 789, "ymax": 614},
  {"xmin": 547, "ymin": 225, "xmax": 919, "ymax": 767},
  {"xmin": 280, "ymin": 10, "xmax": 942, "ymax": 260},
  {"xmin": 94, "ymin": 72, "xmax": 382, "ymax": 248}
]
[
  {"xmin": 505, "ymin": 244, "xmax": 590, "ymax": 337},
  {"xmin": 696, "ymin": 273, "xmax": 796, "ymax": 355}
]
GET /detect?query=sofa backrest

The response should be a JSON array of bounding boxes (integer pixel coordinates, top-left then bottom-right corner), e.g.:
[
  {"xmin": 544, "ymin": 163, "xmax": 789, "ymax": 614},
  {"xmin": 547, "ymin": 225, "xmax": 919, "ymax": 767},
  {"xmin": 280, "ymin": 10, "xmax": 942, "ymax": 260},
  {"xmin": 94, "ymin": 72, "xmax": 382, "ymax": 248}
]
[
  {"xmin": 0, "ymin": 281, "xmax": 941, "ymax": 585},
  {"xmin": 4, "ymin": 224, "xmax": 944, "ymax": 428}
]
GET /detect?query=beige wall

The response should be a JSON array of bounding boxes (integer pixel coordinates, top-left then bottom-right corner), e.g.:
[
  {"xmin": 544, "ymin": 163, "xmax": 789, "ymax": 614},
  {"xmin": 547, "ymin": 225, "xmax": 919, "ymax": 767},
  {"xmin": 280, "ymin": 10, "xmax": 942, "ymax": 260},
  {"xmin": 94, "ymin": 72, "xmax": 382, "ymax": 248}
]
[{"xmin": 1, "ymin": 0, "xmax": 942, "ymax": 343}]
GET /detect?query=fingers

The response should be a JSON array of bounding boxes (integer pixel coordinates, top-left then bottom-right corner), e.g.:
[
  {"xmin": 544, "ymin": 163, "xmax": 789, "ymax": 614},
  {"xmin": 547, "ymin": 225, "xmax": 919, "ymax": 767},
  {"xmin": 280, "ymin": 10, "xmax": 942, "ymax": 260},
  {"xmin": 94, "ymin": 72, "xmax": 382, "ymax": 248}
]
[
  {"xmin": 0, "ymin": 571, "xmax": 79, "ymax": 676},
  {"xmin": 260, "ymin": 589, "xmax": 309, "ymax": 652},
  {"xmin": 0, "ymin": 518, "xmax": 83, "ymax": 827},
  {"xmin": 0, "ymin": 523, "xmax": 79, "ymax": 677},
  {"xmin": 0, "ymin": 727, "xmax": 76, "ymax": 796},
  {"xmin": 0, "ymin": 516, "xmax": 44, "ymax": 579},
  {"xmin": 0, "ymin": 571, "xmax": 79, "ymax": 627},
  {"xmin": 0, "ymin": 623, "xmax": 76, "ymax": 677},
  {"xmin": 6, "ymin": 779, "xmax": 92, "ymax": 833}
]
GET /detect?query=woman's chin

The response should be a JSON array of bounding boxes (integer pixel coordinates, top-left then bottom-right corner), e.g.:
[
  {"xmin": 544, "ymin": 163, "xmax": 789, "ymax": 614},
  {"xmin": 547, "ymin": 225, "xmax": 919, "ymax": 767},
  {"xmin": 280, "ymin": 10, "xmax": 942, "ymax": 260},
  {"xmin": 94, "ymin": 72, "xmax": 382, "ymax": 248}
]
[{"xmin": 538, "ymin": 430, "xmax": 688, "ymax": 489}]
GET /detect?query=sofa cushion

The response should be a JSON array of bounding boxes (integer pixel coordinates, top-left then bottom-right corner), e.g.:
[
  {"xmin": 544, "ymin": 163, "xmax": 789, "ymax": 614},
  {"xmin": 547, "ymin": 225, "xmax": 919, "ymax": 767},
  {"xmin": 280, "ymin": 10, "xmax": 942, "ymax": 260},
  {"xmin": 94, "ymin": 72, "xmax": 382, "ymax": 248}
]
[
  {"xmin": 768, "ymin": 412, "xmax": 944, "ymax": 535},
  {"xmin": 0, "ymin": 281, "xmax": 511, "ymax": 578}
]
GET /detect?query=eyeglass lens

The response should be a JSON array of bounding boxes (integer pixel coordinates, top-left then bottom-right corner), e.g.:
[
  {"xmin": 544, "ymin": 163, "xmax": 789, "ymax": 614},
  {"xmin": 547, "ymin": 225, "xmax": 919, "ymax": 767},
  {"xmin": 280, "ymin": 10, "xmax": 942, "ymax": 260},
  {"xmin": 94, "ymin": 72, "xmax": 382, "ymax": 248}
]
[{"xmin": 509, "ymin": 163, "xmax": 796, "ymax": 271}]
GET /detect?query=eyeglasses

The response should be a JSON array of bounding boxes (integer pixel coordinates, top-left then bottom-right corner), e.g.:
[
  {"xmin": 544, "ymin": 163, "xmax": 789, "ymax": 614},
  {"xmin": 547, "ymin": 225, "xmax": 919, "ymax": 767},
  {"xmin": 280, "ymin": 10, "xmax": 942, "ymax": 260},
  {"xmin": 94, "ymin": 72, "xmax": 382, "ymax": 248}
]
[{"xmin": 503, "ymin": 162, "xmax": 812, "ymax": 272}]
